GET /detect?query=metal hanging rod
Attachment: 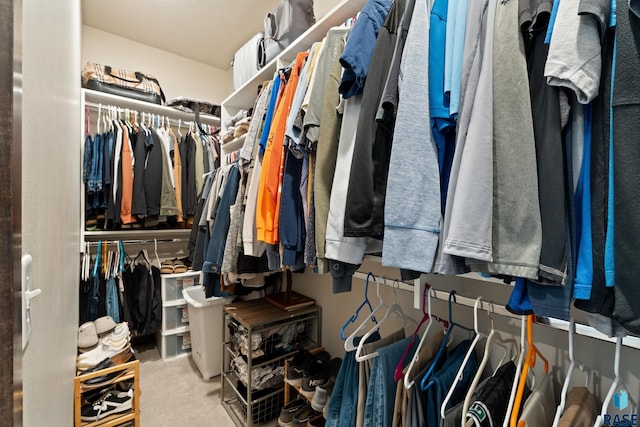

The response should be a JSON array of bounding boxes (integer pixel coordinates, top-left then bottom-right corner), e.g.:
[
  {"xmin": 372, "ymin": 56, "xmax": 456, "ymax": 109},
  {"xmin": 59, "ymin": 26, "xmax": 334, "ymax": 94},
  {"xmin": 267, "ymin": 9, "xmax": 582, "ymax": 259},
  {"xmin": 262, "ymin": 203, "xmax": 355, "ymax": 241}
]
[
  {"xmin": 351, "ymin": 271, "xmax": 640, "ymax": 350},
  {"xmin": 84, "ymin": 101, "xmax": 219, "ymax": 131},
  {"xmin": 85, "ymin": 238, "xmax": 188, "ymax": 246}
]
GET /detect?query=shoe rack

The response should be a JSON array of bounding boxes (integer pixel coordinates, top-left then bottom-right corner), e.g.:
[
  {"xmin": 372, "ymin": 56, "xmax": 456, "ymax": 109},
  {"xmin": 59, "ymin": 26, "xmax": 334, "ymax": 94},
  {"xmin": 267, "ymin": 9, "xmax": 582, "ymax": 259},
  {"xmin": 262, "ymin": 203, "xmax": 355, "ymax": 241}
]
[
  {"xmin": 283, "ymin": 346, "xmax": 326, "ymax": 405},
  {"xmin": 221, "ymin": 299, "xmax": 322, "ymax": 427},
  {"xmin": 73, "ymin": 359, "xmax": 141, "ymax": 427}
]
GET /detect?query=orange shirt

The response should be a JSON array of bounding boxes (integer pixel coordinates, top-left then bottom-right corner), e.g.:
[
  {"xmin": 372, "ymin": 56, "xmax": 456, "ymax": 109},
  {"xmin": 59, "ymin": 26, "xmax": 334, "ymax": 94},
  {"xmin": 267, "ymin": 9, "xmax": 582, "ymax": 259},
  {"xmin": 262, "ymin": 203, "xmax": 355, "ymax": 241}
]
[
  {"xmin": 120, "ymin": 123, "xmax": 136, "ymax": 224},
  {"xmin": 256, "ymin": 52, "xmax": 309, "ymax": 244}
]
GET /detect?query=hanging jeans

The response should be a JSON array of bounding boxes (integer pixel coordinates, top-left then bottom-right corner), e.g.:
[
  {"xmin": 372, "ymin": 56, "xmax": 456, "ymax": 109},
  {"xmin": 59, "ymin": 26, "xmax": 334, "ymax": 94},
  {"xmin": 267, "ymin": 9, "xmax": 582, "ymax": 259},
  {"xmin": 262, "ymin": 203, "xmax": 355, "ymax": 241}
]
[
  {"xmin": 106, "ymin": 276, "xmax": 120, "ymax": 323},
  {"xmin": 88, "ymin": 274, "xmax": 100, "ymax": 321},
  {"xmin": 326, "ymin": 332, "xmax": 381, "ymax": 427}
]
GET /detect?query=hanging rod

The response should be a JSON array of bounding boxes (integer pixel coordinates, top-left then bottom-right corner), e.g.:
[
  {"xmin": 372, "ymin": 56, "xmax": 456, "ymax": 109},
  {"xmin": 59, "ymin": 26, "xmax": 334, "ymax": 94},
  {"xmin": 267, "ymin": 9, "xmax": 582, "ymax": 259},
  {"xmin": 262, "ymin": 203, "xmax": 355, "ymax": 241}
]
[
  {"xmin": 83, "ymin": 88, "xmax": 220, "ymax": 124},
  {"xmin": 84, "ymin": 101, "xmax": 218, "ymax": 131},
  {"xmin": 351, "ymin": 271, "xmax": 640, "ymax": 351},
  {"xmin": 85, "ymin": 238, "xmax": 188, "ymax": 246}
]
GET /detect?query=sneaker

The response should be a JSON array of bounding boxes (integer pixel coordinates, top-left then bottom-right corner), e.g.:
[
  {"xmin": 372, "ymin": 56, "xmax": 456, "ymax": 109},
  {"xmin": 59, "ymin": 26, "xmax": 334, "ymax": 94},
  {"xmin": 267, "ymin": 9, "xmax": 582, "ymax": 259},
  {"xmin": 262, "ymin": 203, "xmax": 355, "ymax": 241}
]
[
  {"xmin": 311, "ymin": 385, "xmax": 328, "ymax": 412},
  {"xmin": 285, "ymin": 349, "xmax": 312, "ymax": 388},
  {"xmin": 76, "ymin": 344, "xmax": 132, "ymax": 370},
  {"xmin": 80, "ymin": 387, "xmax": 133, "ymax": 421},
  {"xmin": 278, "ymin": 398, "xmax": 307, "ymax": 427},
  {"xmin": 301, "ymin": 357, "xmax": 329, "ymax": 399},
  {"xmin": 291, "ymin": 404, "xmax": 320, "ymax": 427}
]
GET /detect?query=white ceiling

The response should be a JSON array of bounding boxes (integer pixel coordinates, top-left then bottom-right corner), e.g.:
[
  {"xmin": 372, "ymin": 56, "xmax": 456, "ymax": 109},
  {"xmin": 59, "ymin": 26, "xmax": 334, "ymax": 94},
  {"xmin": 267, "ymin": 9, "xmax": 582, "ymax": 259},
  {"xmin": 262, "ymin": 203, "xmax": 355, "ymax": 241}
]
[{"xmin": 82, "ymin": 0, "xmax": 336, "ymax": 71}]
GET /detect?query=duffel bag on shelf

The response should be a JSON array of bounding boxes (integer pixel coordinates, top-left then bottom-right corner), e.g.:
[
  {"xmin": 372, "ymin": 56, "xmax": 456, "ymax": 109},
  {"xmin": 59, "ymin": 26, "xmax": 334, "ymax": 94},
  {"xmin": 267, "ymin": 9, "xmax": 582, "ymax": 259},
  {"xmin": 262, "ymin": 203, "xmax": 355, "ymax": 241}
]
[
  {"xmin": 257, "ymin": 0, "xmax": 315, "ymax": 68},
  {"xmin": 81, "ymin": 62, "xmax": 166, "ymax": 105},
  {"xmin": 232, "ymin": 32, "xmax": 264, "ymax": 91}
]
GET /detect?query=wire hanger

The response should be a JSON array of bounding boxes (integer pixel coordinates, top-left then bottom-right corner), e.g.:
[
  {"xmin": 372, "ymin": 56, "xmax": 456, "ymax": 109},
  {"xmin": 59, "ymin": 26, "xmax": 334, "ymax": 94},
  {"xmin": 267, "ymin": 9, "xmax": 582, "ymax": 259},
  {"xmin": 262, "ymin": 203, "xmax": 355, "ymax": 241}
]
[
  {"xmin": 420, "ymin": 290, "xmax": 475, "ymax": 390},
  {"xmin": 460, "ymin": 302, "xmax": 518, "ymax": 427},
  {"xmin": 344, "ymin": 275, "xmax": 386, "ymax": 352},
  {"xmin": 355, "ymin": 279, "xmax": 417, "ymax": 362},
  {"xmin": 340, "ymin": 272, "xmax": 378, "ymax": 341},
  {"xmin": 440, "ymin": 297, "xmax": 486, "ymax": 416},
  {"xmin": 594, "ymin": 336, "xmax": 626, "ymax": 427},
  {"xmin": 552, "ymin": 318, "xmax": 591, "ymax": 427},
  {"xmin": 510, "ymin": 314, "xmax": 549, "ymax": 427},
  {"xmin": 402, "ymin": 285, "xmax": 449, "ymax": 389}
]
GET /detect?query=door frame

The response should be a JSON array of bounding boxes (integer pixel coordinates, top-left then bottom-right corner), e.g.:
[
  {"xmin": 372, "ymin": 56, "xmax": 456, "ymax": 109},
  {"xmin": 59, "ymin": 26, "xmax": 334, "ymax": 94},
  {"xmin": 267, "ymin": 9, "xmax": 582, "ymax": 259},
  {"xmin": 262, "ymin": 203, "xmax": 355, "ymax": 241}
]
[{"xmin": 0, "ymin": 0, "xmax": 22, "ymax": 424}]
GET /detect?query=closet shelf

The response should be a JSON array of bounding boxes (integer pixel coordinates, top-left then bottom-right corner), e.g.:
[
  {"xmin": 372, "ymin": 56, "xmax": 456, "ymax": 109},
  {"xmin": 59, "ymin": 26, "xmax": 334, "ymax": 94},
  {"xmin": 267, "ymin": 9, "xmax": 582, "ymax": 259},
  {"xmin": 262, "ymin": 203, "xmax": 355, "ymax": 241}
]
[
  {"xmin": 83, "ymin": 89, "xmax": 220, "ymax": 126},
  {"xmin": 220, "ymin": 0, "xmax": 367, "ymax": 117},
  {"xmin": 84, "ymin": 229, "xmax": 191, "ymax": 242},
  {"xmin": 221, "ymin": 134, "xmax": 246, "ymax": 155}
]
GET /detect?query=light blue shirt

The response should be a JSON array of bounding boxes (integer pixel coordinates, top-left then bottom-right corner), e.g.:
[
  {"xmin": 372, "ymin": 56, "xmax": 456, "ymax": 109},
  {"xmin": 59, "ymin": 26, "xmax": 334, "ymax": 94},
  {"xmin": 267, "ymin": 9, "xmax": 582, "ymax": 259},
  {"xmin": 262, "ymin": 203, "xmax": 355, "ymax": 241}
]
[{"xmin": 449, "ymin": 0, "xmax": 468, "ymax": 118}]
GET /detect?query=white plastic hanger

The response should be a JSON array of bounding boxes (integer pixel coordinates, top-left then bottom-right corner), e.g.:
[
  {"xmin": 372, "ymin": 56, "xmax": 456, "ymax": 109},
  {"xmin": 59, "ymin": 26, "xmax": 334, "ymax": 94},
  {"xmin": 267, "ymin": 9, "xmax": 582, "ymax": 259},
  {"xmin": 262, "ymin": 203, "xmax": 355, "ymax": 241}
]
[
  {"xmin": 403, "ymin": 286, "xmax": 447, "ymax": 389},
  {"xmin": 355, "ymin": 280, "xmax": 417, "ymax": 362},
  {"xmin": 344, "ymin": 276, "xmax": 386, "ymax": 352},
  {"xmin": 440, "ymin": 297, "xmax": 485, "ymax": 419},
  {"xmin": 552, "ymin": 318, "xmax": 591, "ymax": 427},
  {"xmin": 459, "ymin": 303, "xmax": 518, "ymax": 426},
  {"xmin": 502, "ymin": 316, "xmax": 527, "ymax": 427},
  {"xmin": 594, "ymin": 336, "xmax": 625, "ymax": 427},
  {"xmin": 153, "ymin": 238, "xmax": 162, "ymax": 269}
]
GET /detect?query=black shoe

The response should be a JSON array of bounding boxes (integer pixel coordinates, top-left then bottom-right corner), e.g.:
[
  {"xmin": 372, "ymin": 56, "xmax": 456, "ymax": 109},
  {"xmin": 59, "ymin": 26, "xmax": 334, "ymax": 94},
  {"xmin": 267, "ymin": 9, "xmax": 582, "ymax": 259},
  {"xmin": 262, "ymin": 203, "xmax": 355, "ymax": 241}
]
[
  {"xmin": 285, "ymin": 349, "xmax": 312, "ymax": 388},
  {"xmin": 301, "ymin": 357, "xmax": 330, "ymax": 399},
  {"xmin": 80, "ymin": 388, "xmax": 134, "ymax": 421},
  {"xmin": 278, "ymin": 398, "xmax": 307, "ymax": 427},
  {"xmin": 291, "ymin": 404, "xmax": 320, "ymax": 427}
]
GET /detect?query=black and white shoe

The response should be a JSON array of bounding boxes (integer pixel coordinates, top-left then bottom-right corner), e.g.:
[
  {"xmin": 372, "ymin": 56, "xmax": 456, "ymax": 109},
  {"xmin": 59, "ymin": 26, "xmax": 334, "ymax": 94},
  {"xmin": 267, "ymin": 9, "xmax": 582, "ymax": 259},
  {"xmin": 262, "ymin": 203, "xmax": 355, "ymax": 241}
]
[{"xmin": 80, "ymin": 387, "xmax": 133, "ymax": 421}]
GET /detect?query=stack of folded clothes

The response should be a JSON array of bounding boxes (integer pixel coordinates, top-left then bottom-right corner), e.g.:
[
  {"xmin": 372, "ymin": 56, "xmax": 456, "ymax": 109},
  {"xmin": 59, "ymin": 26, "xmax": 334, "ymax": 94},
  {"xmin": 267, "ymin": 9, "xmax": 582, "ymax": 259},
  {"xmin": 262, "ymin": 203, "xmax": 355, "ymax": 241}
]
[{"xmin": 76, "ymin": 316, "xmax": 136, "ymax": 422}]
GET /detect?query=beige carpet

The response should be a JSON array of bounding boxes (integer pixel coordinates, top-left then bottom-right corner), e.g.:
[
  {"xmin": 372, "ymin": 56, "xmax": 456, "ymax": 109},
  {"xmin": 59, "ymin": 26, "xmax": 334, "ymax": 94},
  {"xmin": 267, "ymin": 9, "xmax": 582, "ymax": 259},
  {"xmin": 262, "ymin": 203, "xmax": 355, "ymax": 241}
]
[{"xmin": 134, "ymin": 342, "xmax": 236, "ymax": 426}]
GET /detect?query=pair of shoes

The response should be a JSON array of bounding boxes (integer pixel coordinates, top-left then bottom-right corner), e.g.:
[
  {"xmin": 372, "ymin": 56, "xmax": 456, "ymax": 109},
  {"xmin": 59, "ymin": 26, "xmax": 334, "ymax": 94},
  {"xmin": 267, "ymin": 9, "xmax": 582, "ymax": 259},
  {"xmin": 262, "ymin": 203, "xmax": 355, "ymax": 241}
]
[
  {"xmin": 278, "ymin": 398, "xmax": 306, "ymax": 427},
  {"xmin": 278, "ymin": 399, "xmax": 320, "ymax": 427},
  {"xmin": 300, "ymin": 352, "xmax": 331, "ymax": 399},
  {"xmin": 78, "ymin": 316, "xmax": 117, "ymax": 352},
  {"xmin": 77, "ymin": 324, "xmax": 131, "ymax": 370},
  {"xmin": 160, "ymin": 259, "xmax": 188, "ymax": 274},
  {"xmin": 80, "ymin": 351, "xmax": 136, "ymax": 389},
  {"xmin": 80, "ymin": 387, "xmax": 134, "ymax": 422},
  {"xmin": 286, "ymin": 350, "xmax": 332, "ymax": 399},
  {"xmin": 311, "ymin": 357, "xmax": 341, "ymax": 410}
]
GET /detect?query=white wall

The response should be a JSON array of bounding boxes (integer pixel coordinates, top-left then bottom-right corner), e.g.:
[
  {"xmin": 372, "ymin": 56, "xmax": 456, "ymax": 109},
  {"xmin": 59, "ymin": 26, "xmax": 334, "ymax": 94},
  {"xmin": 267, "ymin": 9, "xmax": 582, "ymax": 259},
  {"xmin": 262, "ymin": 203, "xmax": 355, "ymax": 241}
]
[
  {"xmin": 293, "ymin": 263, "xmax": 640, "ymax": 417},
  {"xmin": 22, "ymin": 1, "xmax": 82, "ymax": 425},
  {"xmin": 82, "ymin": 25, "xmax": 232, "ymax": 105}
]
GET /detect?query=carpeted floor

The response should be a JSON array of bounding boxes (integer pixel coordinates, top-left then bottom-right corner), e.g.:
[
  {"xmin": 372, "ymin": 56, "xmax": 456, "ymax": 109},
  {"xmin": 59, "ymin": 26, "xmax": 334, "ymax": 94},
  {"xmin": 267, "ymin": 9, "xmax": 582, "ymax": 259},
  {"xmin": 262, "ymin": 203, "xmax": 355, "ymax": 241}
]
[{"xmin": 134, "ymin": 342, "xmax": 236, "ymax": 426}]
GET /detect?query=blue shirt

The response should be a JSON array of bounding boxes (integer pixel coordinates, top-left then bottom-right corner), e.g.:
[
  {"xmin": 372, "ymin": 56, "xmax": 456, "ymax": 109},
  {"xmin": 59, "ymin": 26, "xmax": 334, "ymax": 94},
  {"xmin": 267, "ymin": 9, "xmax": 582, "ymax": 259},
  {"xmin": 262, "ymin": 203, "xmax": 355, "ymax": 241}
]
[
  {"xmin": 258, "ymin": 73, "xmax": 282, "ymax": 154},
  {"xmin": 449, "ymin": 0, "xmax": 468, "ymax": 118},
  {"xmin": 339, "ymin": 0, "xmax": 392, "ymax": 98}
]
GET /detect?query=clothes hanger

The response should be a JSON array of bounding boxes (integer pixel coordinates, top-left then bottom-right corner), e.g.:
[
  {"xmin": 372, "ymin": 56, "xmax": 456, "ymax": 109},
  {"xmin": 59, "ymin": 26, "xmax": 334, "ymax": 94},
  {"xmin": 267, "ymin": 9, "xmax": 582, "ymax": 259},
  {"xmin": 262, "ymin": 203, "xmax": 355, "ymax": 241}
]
[
  {"xmin": 403, "ymin": 286, "xmax": 449, "ymax": 389},
  {"xmin": 510, "ymin": 314, "xmax": 549, "ymax": 427},
  {"xmin": 344, "ymin": 275, "xmax": 386, "ymax": 352},
  {"xmin": 439, "ymin": 297, "xmax": 486, "ymax": 415},
  {"xmin": 460, "ymin": 302, "xmax": 519, "ymax": 427},
  {"xmin": 420, "ymin": 290, "xmax": 476, "ymax": 390},
  {"xmin": 355, "ymin": 279, "xmax": 417, "ymax": 362},
  {"xmin": 340, "ymin": 272, "xmax": 378, "ymax": 341},
  {"xmin": 552, "ymin": 318, "xmax": 591, "ymax": 427},
  {"xmin": 502, "ymin": 316, "xmax": 527, "ymax": 427},
  {"xmin": 394, "ymin": 282, "xmax": 444, "ymax": 381},
  {"xmin": 594, "ymin": 336, "xmax": 626, "ymax": 427}
]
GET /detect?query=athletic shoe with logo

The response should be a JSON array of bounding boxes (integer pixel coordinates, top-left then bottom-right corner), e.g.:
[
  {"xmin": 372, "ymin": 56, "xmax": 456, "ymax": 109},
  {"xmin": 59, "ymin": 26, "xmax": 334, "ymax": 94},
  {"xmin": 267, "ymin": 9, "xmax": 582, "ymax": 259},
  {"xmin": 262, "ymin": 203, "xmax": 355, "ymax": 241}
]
[
  {"xmin": 291, "ymin": 404, "xmax": 320, "ymax": 427},
  {"xmin": 301, "ymin": 358, "xmax": 330, "ymax": 399},
  {"xmin": 80, "ymin": 387, "xmax": 134, "ymax": 421}
]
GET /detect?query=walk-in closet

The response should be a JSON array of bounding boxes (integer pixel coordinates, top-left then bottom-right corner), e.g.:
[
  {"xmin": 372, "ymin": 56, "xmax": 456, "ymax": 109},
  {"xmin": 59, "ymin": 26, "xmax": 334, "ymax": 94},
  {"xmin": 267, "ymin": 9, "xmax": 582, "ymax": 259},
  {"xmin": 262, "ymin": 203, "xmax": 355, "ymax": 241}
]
[{"xmin": 4, "ymin": 0, "xmax": 640, "ymax": 426}]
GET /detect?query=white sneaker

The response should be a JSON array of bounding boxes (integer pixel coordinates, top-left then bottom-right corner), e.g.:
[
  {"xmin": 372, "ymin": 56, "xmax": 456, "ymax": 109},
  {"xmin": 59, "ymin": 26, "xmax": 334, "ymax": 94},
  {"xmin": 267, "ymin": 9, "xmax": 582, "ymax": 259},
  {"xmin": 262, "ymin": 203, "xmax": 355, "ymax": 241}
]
[{"xmin": 77, "ymin": 342, "xmax": 132, "ymax": 369}]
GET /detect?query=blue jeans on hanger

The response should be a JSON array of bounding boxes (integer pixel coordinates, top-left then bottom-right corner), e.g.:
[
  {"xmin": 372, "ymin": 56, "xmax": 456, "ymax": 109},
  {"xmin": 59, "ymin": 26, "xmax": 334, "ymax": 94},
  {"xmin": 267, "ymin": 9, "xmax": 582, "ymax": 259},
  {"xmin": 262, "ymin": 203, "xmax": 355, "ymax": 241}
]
[
  {"xmin": 106, "ymin": 276, "xmax": 120, "ymax": 323},
  {"xmin": 363, "ymin": 336, "xmax": 417, "ymax": 427},
  {"xmin": 88, "ymin": 275, "xmax": 100, "ymax": 321},
  {"xmin": 326, "ymin": 332, "xmax": 381, "ymax": 427}
]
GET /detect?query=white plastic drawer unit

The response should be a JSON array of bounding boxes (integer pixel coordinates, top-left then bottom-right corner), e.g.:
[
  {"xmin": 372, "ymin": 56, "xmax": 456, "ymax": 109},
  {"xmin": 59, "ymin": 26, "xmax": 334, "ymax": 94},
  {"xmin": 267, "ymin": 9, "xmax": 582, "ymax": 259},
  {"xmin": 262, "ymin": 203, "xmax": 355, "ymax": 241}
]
[
  {"xmin": 162, "ymin": 303, "xmax": 190, "ymax": 332},
  {"xmin": 161, "ymin": 271, "xmax": 200, "ymax": 302}
]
